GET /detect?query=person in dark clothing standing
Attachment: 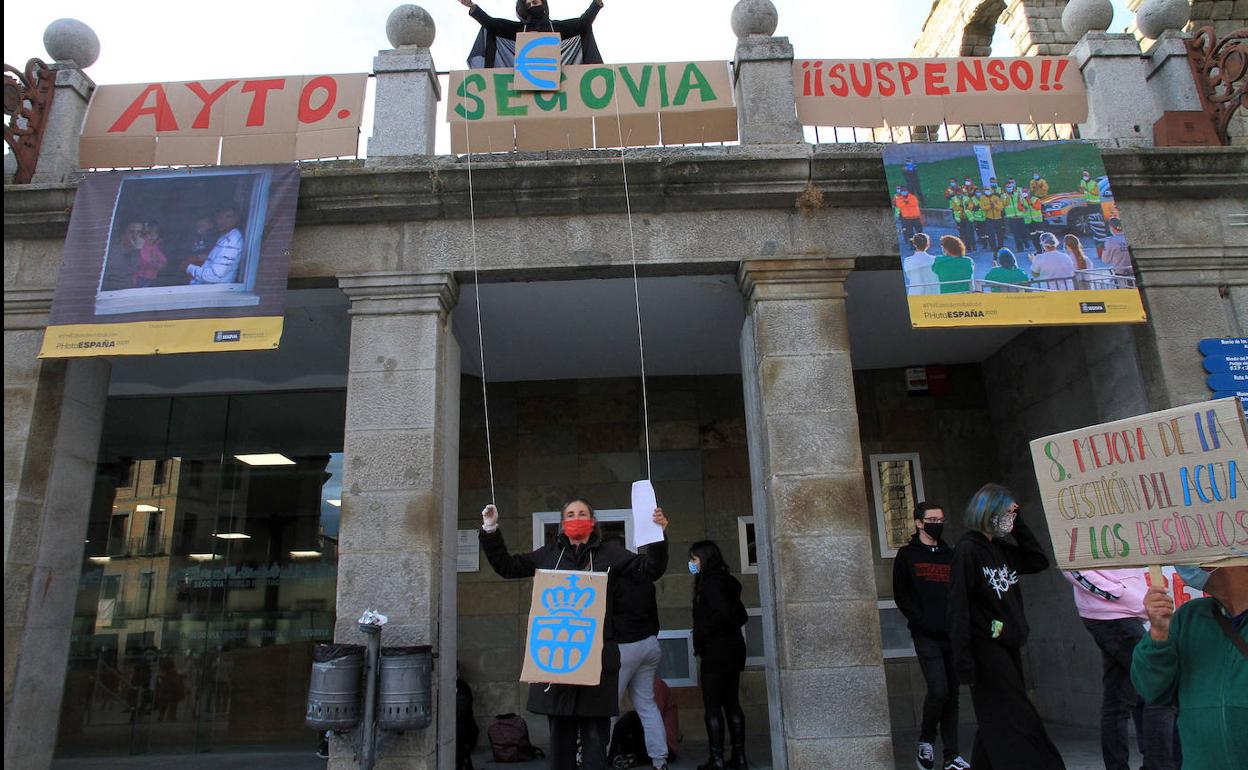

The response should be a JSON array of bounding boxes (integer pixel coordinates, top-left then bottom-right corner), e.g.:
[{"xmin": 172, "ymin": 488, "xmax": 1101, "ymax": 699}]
[
  {"xmin": 948, "ymin": 484, "xmax": 1063, "ymax": 770},
  {"xmin": 480, "ymin": 499, "xmax": 668, "ymax": 770},
  {"xmin": 893, "ymin": 502, "xmax": 969, "ymax": 770},
  {"xmin": 612, "ymin": 535, "xmax": 671, "ymax": 770},
  {"xmin": 459, "ymin": 0, "xmax": 604, "ymax": 69},
  {"xmin": 688, "ymin": 541, "xmax": 748, "ymax": 770}
]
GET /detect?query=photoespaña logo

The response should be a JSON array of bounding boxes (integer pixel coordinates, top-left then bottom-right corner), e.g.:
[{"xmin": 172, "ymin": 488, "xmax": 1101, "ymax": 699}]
[
  {"xmin": 1079, "ymin": 301, "xmax": 1107, "ymax": 314},
  {"xmin": 214, "ymin": 330, "xmax": 242, "ymax": 343},
  {"xmin": 530, "ymin": 575, "xmax": 597, "ymax": 674}
]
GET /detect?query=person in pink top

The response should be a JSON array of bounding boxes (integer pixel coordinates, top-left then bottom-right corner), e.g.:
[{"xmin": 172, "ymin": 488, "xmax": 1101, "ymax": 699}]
[
  {"xmin": 1063, "ymin": 570, "xmax": 1175, "ymax": 770},
  {"xmin": 133, "ymin": 221, "xmax": 168, "ymax": 288}
]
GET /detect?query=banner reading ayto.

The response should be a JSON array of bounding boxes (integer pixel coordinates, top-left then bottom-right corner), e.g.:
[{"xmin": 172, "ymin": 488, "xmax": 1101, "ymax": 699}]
[
  {"xmin": 882, "ymin": 140, "xmax": 1147, "ymax": 328},
  {"xmin": 1029, "ymin": 398, "xmax": 1248, "ymax": 569},
  {"xmin": 520, "ymin": 569, "xmax": 607, "ymax": 686},
  {"xmin": 39, "ymin": 164, "xmax": 299, "ymax": 358}
]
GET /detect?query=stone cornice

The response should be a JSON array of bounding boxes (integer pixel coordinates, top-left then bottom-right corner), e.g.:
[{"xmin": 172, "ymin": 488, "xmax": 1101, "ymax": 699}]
[
  {"xmin": 338, "ymin": 272, "xmax": 458, "ymax": 318},
  {"xmin": 6, "ymin": 146, "xmax": 1244, "ymax": 240},
  {"xmin": 738, "ymin": 256, "xmax": 856, "ymax": 308},
  {"xmin": 3, "ymin": 288, "xmax": 54, "ymax": 331},
  {"xmin": 1130, "ymin": 244, "xmax": 1248, "ymax": 287}
]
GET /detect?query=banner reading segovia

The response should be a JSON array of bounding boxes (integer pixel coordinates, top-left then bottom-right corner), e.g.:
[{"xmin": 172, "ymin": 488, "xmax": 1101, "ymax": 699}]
[
  {"xmin": 38, "ymin": 164, "xmax": 300, "ymax": 358},
  {"xmin": 447, "ymin": 60, "xmax": 735, "ymax": 152},
  {"xmin": 1029, "ymin": 398, "xmax": 1248, "ymax": 570},
  {"xmin": 883, "ymin": 140, "xmax": 1147, "ymax": 328}
]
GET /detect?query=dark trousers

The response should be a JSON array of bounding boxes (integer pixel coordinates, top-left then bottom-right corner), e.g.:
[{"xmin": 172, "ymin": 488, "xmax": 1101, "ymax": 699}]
[
  {"xmin": 968, "ymin": 640, "xmax": 1065, "ymax": 770},
  {"xmin": 899, "ymin": 217, "xmax": 922, "ymax": 242},
  {"xmin": 1082, "ymin": 618, "xmax": 1176, "ymax": 770},
  {"xmin": 548, "ymin": 715, "xmax": 610, "ymax": 770},
  {"xmin": 1007, "ymin": 217, "xmax": 1030, "ymax": 251},
  {"xmin": 989, "ymin": 219, "xmax": 1006, "ymax": 251},
  {"xmin": 700, "ymin": 661, "xmax": 745, "ymax": 753},
  {"xmin": 913, "ymin": 634, "xmax": 960, "ymax": 760},
  {"xmin": 957, "ymin": 218, "xmax": 975, "ymax": 248}
]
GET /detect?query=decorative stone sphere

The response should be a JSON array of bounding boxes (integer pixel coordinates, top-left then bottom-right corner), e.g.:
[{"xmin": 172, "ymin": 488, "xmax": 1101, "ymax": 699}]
[
  {"xmin": 730, "ymin": 0, "xmax": 778, "ymax": 39},
  {"xmin": 1135, "ymin": 0, "xmax": 1191, "ymax": 39},
  {"xmin": 43, "ymin": 18, "xmax": 100, "ymax": 68},
  {"xmin": 1061, "ymin": 0, "xmax": 1114, "ymax": 39},
  {"xmin": 386, "ymin": 4, "xmax": 436, "ymax": 48}
]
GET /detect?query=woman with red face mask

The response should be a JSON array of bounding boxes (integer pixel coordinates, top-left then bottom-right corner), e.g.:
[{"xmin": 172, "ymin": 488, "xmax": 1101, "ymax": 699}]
[{"xmin": 480, "ymin": 498, "xmax": 669, "ymax": 770}]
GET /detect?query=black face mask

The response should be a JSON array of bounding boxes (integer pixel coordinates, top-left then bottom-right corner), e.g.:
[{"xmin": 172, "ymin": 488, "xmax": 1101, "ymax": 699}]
[
  {"xmin": 517, "ymin": 0, "xmax": 549, "ymax": 23},
  {"xmin": 922, "ymin": 522, "xmax": 944, "ymax": 541}
]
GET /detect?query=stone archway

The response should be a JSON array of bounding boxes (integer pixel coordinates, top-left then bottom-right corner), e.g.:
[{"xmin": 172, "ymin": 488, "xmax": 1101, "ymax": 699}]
[{"xmin": 913, "ymin": 0, "xmax": 1076, "ymax": 58}]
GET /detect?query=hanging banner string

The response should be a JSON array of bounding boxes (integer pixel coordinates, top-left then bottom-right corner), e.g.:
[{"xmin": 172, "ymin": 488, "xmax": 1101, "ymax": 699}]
[
  {"xmin": 612, "ymin": 97, "xmax": 653, "ymax": 480},
  {"xmin": 463, "ymin": 124, "xmax": 497, "ymax": 506}
]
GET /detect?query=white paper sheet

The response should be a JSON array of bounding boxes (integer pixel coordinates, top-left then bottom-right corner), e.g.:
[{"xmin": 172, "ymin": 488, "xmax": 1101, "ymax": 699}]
[
  {"xmin": 457, "ymin": 529, "xmax": 480, "ymax": 572},
  {"xmin": 631, "ymin": 479, "xmax": 664, "ymax": 547}
]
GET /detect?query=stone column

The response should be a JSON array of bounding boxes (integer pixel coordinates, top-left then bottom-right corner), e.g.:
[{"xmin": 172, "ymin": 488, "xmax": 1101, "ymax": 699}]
[
  {"xmin": 4, "ymin": 290, "xmax": 110, "ymax": 769},
  {"xmin": 1144, "ymin": 30, "xmax": 1203, "ymax": 114},
  {"xmin": 333, "ymin": 272, "xmax": 461, "ymax": 770},
  {"xmin": 731, "ymin": 1, "xmax": 803, "ymax": 145},
  {"xmin": 737, "ymin": 259, "xmax": 891, "ymax": 770},
  {"xmin": 366, "ymin": 6, "xmax": 441, "ymax": 163},
  {"xmin": 33, "ymin": 19, "xmax": 100, "ymax": 183},
  {"xmin": 1071, "ymin": 32, "xmax": 1158, "ymax": 145}
]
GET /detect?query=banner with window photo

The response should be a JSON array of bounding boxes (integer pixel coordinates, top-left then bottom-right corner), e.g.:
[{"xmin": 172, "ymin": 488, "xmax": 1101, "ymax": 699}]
[
  {"xmin": 882, "ymin": 140, "xmax": 1146, "ymax": 328},
  {"xmin": 39, "ymin": 164, "xmax": 299, "ymax": 357}
]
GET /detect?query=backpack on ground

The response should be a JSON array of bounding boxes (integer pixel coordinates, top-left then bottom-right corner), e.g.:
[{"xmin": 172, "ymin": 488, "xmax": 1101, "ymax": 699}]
[
  {"xmin": 607, "ymin": 710, "xmax": 647, "ymax": 768},
  {"xmin": 487, "ymin": 713, "xmax": 544, "ymax": 762}
]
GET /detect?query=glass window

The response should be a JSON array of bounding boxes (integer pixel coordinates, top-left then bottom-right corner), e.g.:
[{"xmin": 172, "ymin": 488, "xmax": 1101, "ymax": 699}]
[{"xmin": 56, "ymin": 391, "xmax": 345, "ymax": 759}]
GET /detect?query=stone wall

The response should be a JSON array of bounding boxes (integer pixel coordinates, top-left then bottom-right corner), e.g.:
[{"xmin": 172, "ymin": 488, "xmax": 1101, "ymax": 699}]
[
  {"xmin": 853, "ymin": 363, "xmax": 1003, "ymax": 734},
  {"xmin": 454, "ymin": 374, "xmax": 768, "ymax": 747},
  {"xmin": 913, "ymin": 0, "xmax": 1077, "ymax": 57}
]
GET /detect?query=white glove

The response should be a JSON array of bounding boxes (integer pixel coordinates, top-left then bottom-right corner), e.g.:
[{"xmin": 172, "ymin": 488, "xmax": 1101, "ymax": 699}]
[{"xmin": 481, "ymin": 504, "xmax": 499, "ymax": 533}]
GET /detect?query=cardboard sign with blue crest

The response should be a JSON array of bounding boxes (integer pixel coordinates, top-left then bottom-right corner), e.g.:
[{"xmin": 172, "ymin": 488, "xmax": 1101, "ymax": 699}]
[{"xmin": 520, "ymin": 569, "xmax": 608, "ymax": 685}]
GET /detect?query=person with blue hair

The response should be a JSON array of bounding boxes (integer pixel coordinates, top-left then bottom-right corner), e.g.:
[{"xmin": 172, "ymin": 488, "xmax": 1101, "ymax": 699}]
[
  {"xmin": 947, "ymin": 483, "xmax": 1065, "ymax": 769},
  {"xmin": 1132, "ymin": 563, "xmax": 1247, "ymax": 770}
]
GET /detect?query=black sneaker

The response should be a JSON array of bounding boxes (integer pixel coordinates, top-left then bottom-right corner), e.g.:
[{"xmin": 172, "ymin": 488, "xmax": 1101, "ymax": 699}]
[
  {"xmin": 916, "ymin": 741, "xmax": 936, "ymax": 770},
  {"xmin": 944, "ymin": 756, "xmax": 971, "ymax": 770}
]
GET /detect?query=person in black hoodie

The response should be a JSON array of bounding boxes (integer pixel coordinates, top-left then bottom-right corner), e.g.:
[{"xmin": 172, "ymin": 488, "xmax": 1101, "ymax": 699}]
[
  {"xmin": 458, "ymin": 0, "xmax": 604, "ymax": 69},
  {"xmin": 893, "ymin": 502, "xmax": 969, "ymax": 770},
  {"xmin": 480, "ymin": 498, "xmax": 668, "ymax": 770},
  {"xmin": 948, "ymin": 483, "xmax": 1063, "ymax": 770},
  {"xmin": 688, "ymin": 540, "xmax": 748, "ymax": 770},
  {"xmin": 610, "ymin": 534, "xmax": 671, "ymax": 770}
]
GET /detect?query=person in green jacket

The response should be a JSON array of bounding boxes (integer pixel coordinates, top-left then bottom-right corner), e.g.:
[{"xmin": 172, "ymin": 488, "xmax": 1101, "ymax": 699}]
[
  {"xmin": 983, "ymin": 249, "xmax": 1029, "ymax": 291},
  {"xmin": 931, "ymin": 235, "xmax": 976, "ymax": 294},
  {"xmin": 1079, "ymin": 171, "xmax": 1101, "ymax": 204},
  {"xmin": 1132, "ymin": 564, "xmax": 1248, "ymax": 770}
]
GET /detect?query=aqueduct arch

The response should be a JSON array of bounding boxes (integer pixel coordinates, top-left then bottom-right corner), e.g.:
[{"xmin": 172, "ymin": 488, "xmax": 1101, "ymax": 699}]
[{"xmin": 913, "ymin": 0, "xmax": 1077, "ymax": 58}]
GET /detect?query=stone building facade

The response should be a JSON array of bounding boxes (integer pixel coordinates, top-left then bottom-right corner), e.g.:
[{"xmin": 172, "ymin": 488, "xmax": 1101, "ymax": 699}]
[{"xmin": 4, "ymin": 4, "xmax": 1247, "ymax": 770}]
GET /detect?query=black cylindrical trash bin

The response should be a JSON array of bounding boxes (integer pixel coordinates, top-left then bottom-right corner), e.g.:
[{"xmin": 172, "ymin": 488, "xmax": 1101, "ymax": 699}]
[
  {"xmin": 306, "ymin": 643, "xmax": 365, "ymax": 731},
  {"xmin": 377, "ymin": 645, "xmax": 433, "ymax": 731}
]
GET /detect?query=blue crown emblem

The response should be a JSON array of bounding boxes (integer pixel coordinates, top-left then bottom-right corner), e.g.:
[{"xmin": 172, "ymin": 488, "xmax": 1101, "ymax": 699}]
[{"xmin": 530, "ymin": 575, "xmax": 597, "ymax": 674}]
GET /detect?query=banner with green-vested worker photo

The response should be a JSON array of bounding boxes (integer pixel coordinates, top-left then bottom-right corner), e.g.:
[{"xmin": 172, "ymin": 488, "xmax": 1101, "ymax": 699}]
[{"xmin": 883, "ymin": 140, "xmax": 1147, "ymax": 328}]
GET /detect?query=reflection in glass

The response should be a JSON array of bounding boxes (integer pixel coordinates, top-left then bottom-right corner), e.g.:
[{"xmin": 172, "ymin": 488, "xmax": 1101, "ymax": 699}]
[{"xmin": 56, "ymin": 392, "xmax": 345, "ymax": 758}]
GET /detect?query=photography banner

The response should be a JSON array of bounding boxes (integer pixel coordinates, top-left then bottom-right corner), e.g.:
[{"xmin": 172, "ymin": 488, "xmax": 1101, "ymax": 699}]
[
  {"xmin": 39, "ymin": 164, "xmax": 300, "ymax": 358},
  {"xmin": 794, "ymin": 57, "xmax": 1087, "ymax": 127},
  {"xmin": 1029, "ymin": 398, "xmax": 1248, "ymax": 569},
  {"xmin": 79, "ymin": 73, "xmax": 367, "ymax": 168},
  {"xmin": 447, "ymin": 60, "xmax": 736, "ymax": 152},
  {"xmin": 520, "ymin": 569, "xmax": 608, "ymax": 686},
  {"xmin": 883, "ymin": 139, "xmax": 1147, "ymax": 328}
]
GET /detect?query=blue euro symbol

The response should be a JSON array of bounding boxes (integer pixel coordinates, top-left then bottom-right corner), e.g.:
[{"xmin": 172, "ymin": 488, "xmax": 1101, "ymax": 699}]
[{"xmin": 516, "ymin": 35, "xmax": 561, "ymax": 89}]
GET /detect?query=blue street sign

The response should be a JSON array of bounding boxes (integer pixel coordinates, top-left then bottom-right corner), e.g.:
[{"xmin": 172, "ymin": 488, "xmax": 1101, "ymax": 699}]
[
  {"xmin": 1203, "ymin": 355, "xmax": 1248, "ymax": 374},
  {"xmin": 1208, "ymin": 371, "xmax": 1248, "ymax": 391},
  {"xmin": 1198, "ymin": 337, "xmax": 1248, "ymax": 357}
]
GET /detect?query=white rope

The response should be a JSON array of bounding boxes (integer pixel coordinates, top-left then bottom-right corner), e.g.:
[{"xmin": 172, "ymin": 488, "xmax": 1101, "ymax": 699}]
[
  {"xmin": 464, "ymin": 123, "xmax": 497, "ymax": 506},
  {"xmin": 612, "ymin": 89, "xmax": 652, "ymax": 480}
]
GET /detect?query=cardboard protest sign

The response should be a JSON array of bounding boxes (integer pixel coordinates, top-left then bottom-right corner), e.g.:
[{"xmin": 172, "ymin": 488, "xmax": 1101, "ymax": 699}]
[
  {"xmin": 883, "ymin": 140, "xmax": 1147, "ymax": 328},
  {"xmin": 520, "ymin": 569, "xmax": 608, "ymax": 686},
  {"xmin": 794, "ymin": 57, "xmax": 1086, "ymax": 127},
  {"xmin": 1030, "ymin": 398, "xmax": 1248, "ymax": 570},
  {"xmin": 448, "ymin": 61, "xmax": 735, "ymax": 152},
  {"xmin": 514, "ymin": 32, "xmax": 563, "ymax": 91},
  {"xmin": 39, "ymin": 164, "xmax": 299, "ymax": 358},
  {"xmin": 80, "ymin": 73, "xmax": 367, "ymax": 168}
]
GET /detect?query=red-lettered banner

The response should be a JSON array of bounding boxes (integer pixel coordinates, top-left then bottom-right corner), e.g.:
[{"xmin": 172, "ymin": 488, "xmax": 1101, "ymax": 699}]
[
  {"xmin": 80, "ymin": 73, "xmax": 367, "ymax": 168},
  {"xmin": 794, "ymin": 57, "xmax": 1087, "ymax": 127}
]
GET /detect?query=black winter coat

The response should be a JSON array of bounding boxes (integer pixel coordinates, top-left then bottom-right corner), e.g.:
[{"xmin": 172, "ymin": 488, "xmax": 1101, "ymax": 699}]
[
  {"xmin": 468, "ymin": 1, "xmax": 603, "ymax": 69},
  {"xmin": 480, "ymin": 526, "xmax": 667, "ymax": 717},
  {"xmin": 691, "ymin": 571, "xmax": 747, "ymax": 670},
  {"xmin": 947, "ymin": 514, "xmax": 1050, "ymax": 686}
]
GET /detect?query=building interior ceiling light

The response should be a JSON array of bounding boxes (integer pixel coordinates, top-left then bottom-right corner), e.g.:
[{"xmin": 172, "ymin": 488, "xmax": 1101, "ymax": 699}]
[{"xmin": 234, "ymin": 453, "xmax": 295, "ymax": 466}]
